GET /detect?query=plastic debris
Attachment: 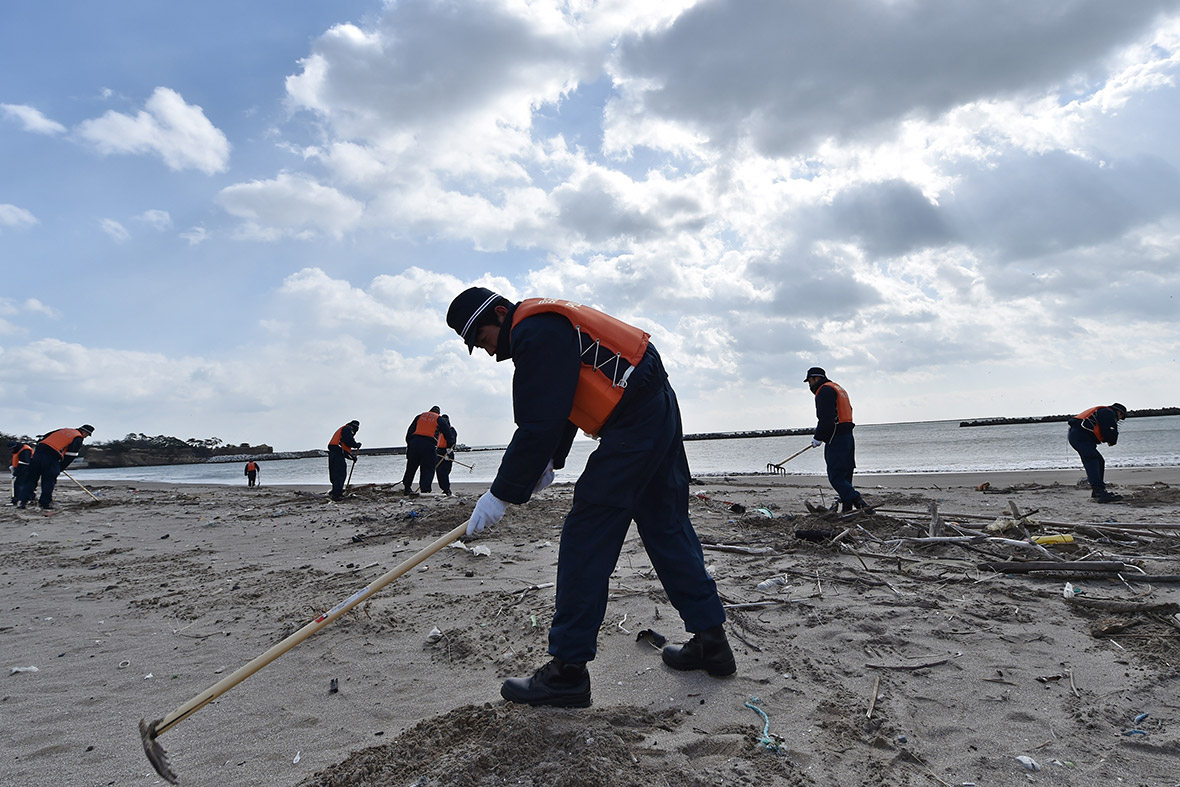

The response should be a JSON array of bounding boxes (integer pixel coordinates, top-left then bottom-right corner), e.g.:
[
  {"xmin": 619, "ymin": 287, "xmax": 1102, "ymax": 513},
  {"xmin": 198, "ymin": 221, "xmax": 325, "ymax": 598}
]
[
  {"xmin": 751, "ymin": 508, "xmax": 774, "ymax": 519},
  {"xmin": 756, "ymin": 576, "xmax": 789, "ymax": 592},
  {"xmin": 1133, "ymin": 712, "xmax": 1149, "ymax": 723},
  {"xmin": 329, "ymin": 678, "xmax": 339, "ymax": 694},
  {"xmin": 10, "ymin": 665, "xmax": 39, "ymax": 675},
  {"xmin": 293, "ymin": 751, "xmax": 301, "ymax": 764},
  {"xmin": 1015, "ymin": 755, "xmax": 1040, "ymax": 771},
  {"xmin": 426, "ymin": 627, "xmax": 443, "ymax": 644},
  {"xmin": 744, "ymin": 697, "xmax": 783, "ymax": 753},
  {"xmin": 635, "ymin": 629, "xmax": 666, "ymax": 648},
  {"xmin": 1122, "ymin": 729, "xmax": 1148, "ymax": 736},
  {"xmin": 471, "ymin": 545, "xmax": 491, "ymax": 557}
]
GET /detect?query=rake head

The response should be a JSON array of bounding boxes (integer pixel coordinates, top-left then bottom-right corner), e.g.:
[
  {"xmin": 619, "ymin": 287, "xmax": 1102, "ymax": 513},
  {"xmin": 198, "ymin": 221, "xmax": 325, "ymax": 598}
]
[
  {"xmin": 766, "ymin": 463, "xmax": 787, "ymax": 475},
  {"xmin": 140, "ymin": 718, "xmax": 178, "ymax": 784}
]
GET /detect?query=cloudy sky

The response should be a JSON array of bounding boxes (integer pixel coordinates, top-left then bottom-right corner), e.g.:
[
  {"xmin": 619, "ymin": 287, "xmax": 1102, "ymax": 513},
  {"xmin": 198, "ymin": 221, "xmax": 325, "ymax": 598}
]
[{"xmin": 3, "ymin": 0, "xmax": 1179, "ymax": 452}]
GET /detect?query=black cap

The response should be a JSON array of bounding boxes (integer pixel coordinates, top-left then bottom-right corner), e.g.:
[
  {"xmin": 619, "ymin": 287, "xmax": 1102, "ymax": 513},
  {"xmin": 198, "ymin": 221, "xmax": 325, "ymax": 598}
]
[
  {"xmin": 430, "ymin": 405, "xmax": 441, "ymax": 413},
  {"xmin": 804, "ymin": 367, "xmax": 827, "ymax": 381},
  {"xmin": 8, "ymin": 441, "xmax": 19, "ymax": 451},
  {"xmin": 349, "ymin": 420, "xmax": 360, "ymax": 428},
  {"xmin": 447, "ymin": 286, "xmax": 503, "ymax": 354},
  {"xmin": 1111, "ymin": 403, "xmax": 1127, "ymax": 416},
  {"xmin": 80, "ymin": 424, "xmax": 95, "ymax": 435}
]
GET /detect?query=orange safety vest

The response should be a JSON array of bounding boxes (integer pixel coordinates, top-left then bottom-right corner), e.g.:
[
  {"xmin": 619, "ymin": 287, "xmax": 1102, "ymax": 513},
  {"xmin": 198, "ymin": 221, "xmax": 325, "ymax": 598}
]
[
  {"xmin": 39, "ymin": 429, "xmax": 85, "ymax": 458},
  {"xmin": 328, "ymin": 426, "xmax": 356, "ymax": 456},
  {"xmin": 245, "ymin": 461, "xmax": 258, "ymax": 472},
  {"xmin": 436, "ymin": 432, "xmax": 449, "ymax": 450},
  {"xmin": 512, "ymin": 298, "xmax": 651, "ymax": 437},
  {"xmin": 413, "ymin": 412, "xmax": 440, "ymax": 438},
  {"xmin": 11, "ymin": 444, "xmax": 31, "ymax": 470},
  {"xmin": 1073, "ymin": 406, "xmax": 1107, "ymax": 442},
  {"xmin": 818, "ymin": 382, "xmax": 854, "ymax": 424}
]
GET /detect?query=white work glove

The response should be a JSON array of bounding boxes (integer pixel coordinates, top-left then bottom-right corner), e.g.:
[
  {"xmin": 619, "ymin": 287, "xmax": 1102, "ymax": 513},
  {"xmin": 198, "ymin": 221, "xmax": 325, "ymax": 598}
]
[
  {"xmin": 811, "ymin": 438, "xmax": 823, "ymax": 448},
  {"xmin": 466, "ymin": 491, "xmax": 507, "ymax": 536},
  {"xmin": 532, "ymin": 460, "xmax": 555, "ymax": 494}
]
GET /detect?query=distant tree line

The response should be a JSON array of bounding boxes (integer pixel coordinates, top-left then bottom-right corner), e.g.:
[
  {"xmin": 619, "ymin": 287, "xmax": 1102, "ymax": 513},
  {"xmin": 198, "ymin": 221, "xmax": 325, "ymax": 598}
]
[{"xmin": 0, "ymin": 431, "xmax": 273, "ymax": 468}]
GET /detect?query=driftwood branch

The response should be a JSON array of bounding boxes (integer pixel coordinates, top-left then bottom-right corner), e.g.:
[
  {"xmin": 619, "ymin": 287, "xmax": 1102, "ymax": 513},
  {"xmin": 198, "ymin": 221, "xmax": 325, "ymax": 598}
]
[
  {"xmin": 703, "ymin": 543, "xmax": 777, "ymax": 555},
  {"xmin": 978, "ymin": 560, "xmax": 1135, "ymax": 574}
]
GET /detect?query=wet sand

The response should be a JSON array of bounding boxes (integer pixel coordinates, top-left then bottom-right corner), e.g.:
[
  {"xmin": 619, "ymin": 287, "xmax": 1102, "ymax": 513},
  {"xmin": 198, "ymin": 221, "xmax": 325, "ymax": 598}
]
[{"xmin": 2, "ymin": 466, "xmax": 1178, "ymax": 786}]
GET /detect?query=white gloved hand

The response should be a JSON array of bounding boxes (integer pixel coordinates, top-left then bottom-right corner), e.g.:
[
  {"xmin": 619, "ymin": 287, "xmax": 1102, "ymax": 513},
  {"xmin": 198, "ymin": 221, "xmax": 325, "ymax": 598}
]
[
  {"xmin": 811, "ymin": 438, "xmax": 823, "ymax": 448},
  {"xmin": 532, "ymin": 460, "xmax": 555, "ymax": 494},
  {"xmin": 466, "ymin": 491, "xmax": 507, "ymax": 536}
]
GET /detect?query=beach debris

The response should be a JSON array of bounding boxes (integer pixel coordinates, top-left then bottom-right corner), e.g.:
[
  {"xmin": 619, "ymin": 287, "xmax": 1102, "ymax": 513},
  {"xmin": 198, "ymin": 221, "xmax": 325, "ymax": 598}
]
[
  {"xmin": 1063, "ymin": 582, "xmax": 1080, "ymax": 598},
  {"xmin": 795, "ymin": 528, "xmax": 833, "ymax": 543},
  {"xmin": 693, "ymin": 492, "xmax": 746, "ymax": 513},
  {"xmin": 426, "ymin": 627, "xmax": 444, "ymax": 644},
  {"xmin": 744, "ymin": 697, "xmax": 783, "ymax": 752},
  {"xmin": 1033, "ymin": 533, "xmax": 1074, "ymax": 545},
  {"xmin": 1015, "ymin": 755, "xmax": 1040, "ymax": 771},
  {"xmin": 1122, "ymin": 728, "xmax": 1148, "ymax": 736},
  {"xmin": 10, "ymin": 665, "xmax": 39, "ymax": 675},
  {"xmin": 702, "ymin": 543, "xmax": 776, "ymax": 555},
  {"xmin": 975, "ymin": 482, "xmax": 991, "ymax": 491},
  {"xmin": 1134, "ymin": 712, "xmax": 1150, "ymax": 723},
  {"xmin": 329, "ymin": 678, "xmax": 339, "ymax": 694},
  {"xmin": 119, "ymin": 660, "xmax": 130, "ymax": 669},
  {"xmin": 755, "ymin": 576, "xmax": 789, "ymax": 592},
  {"xmin": 750, "ymin": 507, "xmax": 774, "ymax": 519},
  {"xmin": 293, "ymin": 750, "xmax": 301, "ymax": 764},
  {"xmin": 635, "ymin": 629, "xmax": 666, "ymax": 649}
]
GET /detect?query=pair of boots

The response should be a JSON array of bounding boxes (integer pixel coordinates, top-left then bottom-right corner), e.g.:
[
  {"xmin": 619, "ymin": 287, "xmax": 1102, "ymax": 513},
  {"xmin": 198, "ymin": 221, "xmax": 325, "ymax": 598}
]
[
  {"xmin": 500, "ymin": 625, "xmax": 736, "ymax": 708},
  {"xmin": 1092, "ymin": 489, "xmax": 1123, "ymax": 503},
  {"xmin": 828, "ymin": 495, "xmax": 868, "ymax": 514}
]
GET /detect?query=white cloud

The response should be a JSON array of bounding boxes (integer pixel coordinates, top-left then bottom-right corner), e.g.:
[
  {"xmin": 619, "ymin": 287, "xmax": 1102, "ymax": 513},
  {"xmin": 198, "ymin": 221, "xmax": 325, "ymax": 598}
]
[
  {"xmin": 75, "ymin": 87, "xmax": 231, "ymax": 174},
  {"xmin": 180, "ymin": 226, "xmax": 208, "ymax": 245},
  {"xmin": 216, "ymin": 172, "xmax": 364, "ymax": 239},
  {"xmin": 0, "ymin": 203, "xmax": 38, "ymax": 229},
  {"xmin": 98, "ymin": 218, "xmax": 129, "ymax": 242},
  {"xmin": 1, "ymin": 103, "xmax": 67, "ymax": 134},
  {"xmin": 137, "ymin": 209, "xmax": 173, "ymax": 230}
]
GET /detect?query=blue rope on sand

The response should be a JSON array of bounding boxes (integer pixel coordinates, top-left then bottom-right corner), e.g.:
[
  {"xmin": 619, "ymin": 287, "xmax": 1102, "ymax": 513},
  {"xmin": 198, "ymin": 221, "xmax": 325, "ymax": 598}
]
[{"xmin": 745, "ymin": 697, "xmax": 779, "ymax": 752}]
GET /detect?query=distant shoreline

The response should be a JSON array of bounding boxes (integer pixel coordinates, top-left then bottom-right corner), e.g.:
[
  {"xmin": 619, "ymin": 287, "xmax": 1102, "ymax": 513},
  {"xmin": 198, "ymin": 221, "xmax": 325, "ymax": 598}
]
[{"xmin": 959, "ymin": 407, "xmax": 1179, "ymax": 428}]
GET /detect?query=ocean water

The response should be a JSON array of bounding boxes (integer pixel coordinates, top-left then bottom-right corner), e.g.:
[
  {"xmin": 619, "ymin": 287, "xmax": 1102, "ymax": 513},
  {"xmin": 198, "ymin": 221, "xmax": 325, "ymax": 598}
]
[{"xmin": 70, "ymin": 416, "xmax": 1180, "ymax": 487}]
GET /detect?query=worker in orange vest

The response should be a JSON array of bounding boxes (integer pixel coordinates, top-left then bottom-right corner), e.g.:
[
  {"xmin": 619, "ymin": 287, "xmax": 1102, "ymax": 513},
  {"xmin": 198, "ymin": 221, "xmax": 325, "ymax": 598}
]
[
  {"xmin": 402, "ymin": 406, "xmax": 450, "ymax": 494},
  {"xmin": 9, "ymin": 441, "xmax": 33, "ymax": 507},
  {"xmin": 244, "ymin": 460, "xmax": 260, "ymax": 488},
  {"xmin": 806, "ymin": 367, "xmax": 867, "ymax": 513},
  {"xmin": 447, "ymin": 286, "xmax": 732, "ymax": 709},
  {"xmin": 327, "ymin": 421, "xmax": 361, "ymax": 501},
  {"xmin": 27, "ymin": 425, "xmax": 93, "ymax": 510},
  {"xmin": 1068, "ymin": 403, "xmax": 1127, "ymax": 503},
  {"xmin": 434, "ymin": 415, "xmax": 458, "ymax": 496}
]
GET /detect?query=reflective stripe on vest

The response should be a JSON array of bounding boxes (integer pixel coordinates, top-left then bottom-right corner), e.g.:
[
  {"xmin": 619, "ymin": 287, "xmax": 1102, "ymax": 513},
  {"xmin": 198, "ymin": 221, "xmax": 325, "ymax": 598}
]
[
  {"xmin": 414, "ymin": 412, "xmax": 440, "ymax": 438},
  {"xmin": 818, "ymin": 382, "xmax": 854, "ymax": 424},
  {"xmin": 511, "ymin": 298, "xmax": 651, "ymax": 437},
  {"xmin": 1073, "ymin": 406, "xmax": 1104, "ymax": 441},
  {"xmin": 40, "ymin": 429, "xmax": 83, "ymax": 457}
]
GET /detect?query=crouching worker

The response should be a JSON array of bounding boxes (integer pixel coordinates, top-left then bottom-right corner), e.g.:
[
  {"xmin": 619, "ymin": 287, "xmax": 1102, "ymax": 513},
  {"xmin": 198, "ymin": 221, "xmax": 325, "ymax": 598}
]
[
  {"xmin": 447, "ymin": 287, "xmax": 734, "ymax": 708},
  {"xmin": 1068, "ymin": 403, "xmax": 1127, "ymax": 503},
  {"xmin": 28, "ymin": 425, "xmax": 93, "ymax": 510}
]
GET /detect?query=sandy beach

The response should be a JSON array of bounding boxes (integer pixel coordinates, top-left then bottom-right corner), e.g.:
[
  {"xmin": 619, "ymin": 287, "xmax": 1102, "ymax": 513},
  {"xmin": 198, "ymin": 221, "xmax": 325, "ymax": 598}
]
[{"xmin": 3, "ymin": 466, "xmax": 1179, "ymax": 786}]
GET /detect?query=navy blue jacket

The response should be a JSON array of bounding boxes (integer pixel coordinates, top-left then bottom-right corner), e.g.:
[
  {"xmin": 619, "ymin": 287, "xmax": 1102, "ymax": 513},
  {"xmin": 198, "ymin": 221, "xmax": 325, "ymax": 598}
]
[{"xmin": 1070, "ymin": 407, "xmax": 1121, "ymax": 446}]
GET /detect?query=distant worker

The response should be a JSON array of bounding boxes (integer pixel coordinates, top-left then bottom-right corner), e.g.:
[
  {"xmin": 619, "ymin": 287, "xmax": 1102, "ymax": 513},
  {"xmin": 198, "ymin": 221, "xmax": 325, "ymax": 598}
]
[
  {"xmin": 9, "ymin": 441, "xmax": 33, "ymax": 508},
  {"xmin": 327, "ymin": 420, "xmax": 361, "ymax": 501},
  {"xmin": 402, "ymin": 406, "xmax": 450, "ymax": 495},
  {"xmin": 27, "ymin": 425, "xmax": 94, "ymax": 511},
  {"xmin": 447, "ymin": 286, "xmax": 733, "ymax": 709},
  {"xmin": 244, "ymin": 460, "xmax": 260, "ymax": 488},
  {"xmin": 805, "ymin": 368, "xmax": 868, "ymax": 513},
  {"xmin": 435, "ymin": 415, "xmax": 458, "ymax": 496},
  {"xmin": 1068, "ymin": 403, "xmax": 1127, "ymax": 503}
]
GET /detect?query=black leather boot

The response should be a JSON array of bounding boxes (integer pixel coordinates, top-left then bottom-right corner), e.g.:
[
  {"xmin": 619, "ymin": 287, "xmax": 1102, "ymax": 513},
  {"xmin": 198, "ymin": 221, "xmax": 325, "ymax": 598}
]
[
  {"xmin": 662, "ymin": 625, "xmax": 736, "ymax": 676},
  {"xmin": 500, "ymin": 658, "xmax": 591, "ymax": 708}
]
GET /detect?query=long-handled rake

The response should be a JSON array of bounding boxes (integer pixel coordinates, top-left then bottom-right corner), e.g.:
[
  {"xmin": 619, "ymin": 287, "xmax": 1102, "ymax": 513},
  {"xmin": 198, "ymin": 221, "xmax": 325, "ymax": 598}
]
[
  {"xmin": 139, "ymin": 519, "xmax": 470, "ymax": 783},
  {"xmin": 766, "ymin": 443, "xmax": 813, "ymax": 475},
  {"xmin": 61, "ymin": 469, "xmax": 102, "ymax": 502}
]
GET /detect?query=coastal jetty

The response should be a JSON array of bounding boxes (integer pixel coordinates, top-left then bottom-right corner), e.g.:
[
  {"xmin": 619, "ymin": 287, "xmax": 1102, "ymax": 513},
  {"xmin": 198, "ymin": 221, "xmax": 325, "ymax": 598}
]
[
  {"xmin": 684, "ymin": 427, "xmax": 811, "ymax": 441},
  {"xmin": 960, "ymin": 407, "xmax": 1179, "ymax": 428}
]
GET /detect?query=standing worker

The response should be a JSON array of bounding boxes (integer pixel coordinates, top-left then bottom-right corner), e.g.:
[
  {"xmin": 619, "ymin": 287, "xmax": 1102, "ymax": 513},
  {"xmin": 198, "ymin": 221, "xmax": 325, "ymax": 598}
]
[
  {"xmin": 1068, "ymin": 403, "xmax": 1127, "ymax": 503},
  {"xmin": 446, "ymin": 286, "xmax": 733, "ymax": 708},
  {"xmin": 435, "ymin": 414, "xmax": 458, "ymax": 496},
  {"xmin": 402, "ymin": 406, "xmax": 450, "ymax": 494},
  {"xmin": 27, "ymin": 424, "xmax": 94, "ymax": 511},
  {"xmin": 327, "ymin": 420, "xmax": 361, "ymax": 501},
  {"xmin": 244, "ymin": 460, "xmax": 260, "ymax": 488},
  {"xmin": 805, "ymin": 367, "xmax": 867, "ymax": 513},
  {"xmin": 9, "ymin": 440, "xmax": 33, "ymax": 508}
]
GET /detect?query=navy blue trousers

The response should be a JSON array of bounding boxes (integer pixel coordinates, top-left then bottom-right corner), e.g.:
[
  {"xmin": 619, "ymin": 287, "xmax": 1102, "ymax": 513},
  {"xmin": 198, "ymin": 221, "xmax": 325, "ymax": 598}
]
[
  {"xmin": 824, "ymin": 432, "xmax": 859, "ymax": 503},
  {"xmin": 435, "ymin": 453, "xmax": 453, "ymax": 494},
  {"xmin": 548, "ymin": 382, "xmax": 725, "ymax": 664},
  {"xmin": 27, "ymin": 446, "xmax": 62, "ymax": 508},
  {"xmin": 1068, "ymin": 426, "xmax": 1105, "ymax": 493},
  {"xmin": 327, "ymin": 448, "xmax": 348, "ymax": 497},
  {"xmin": 401, "ymin": 437, "xmax": 438, "ymax": 492}
]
